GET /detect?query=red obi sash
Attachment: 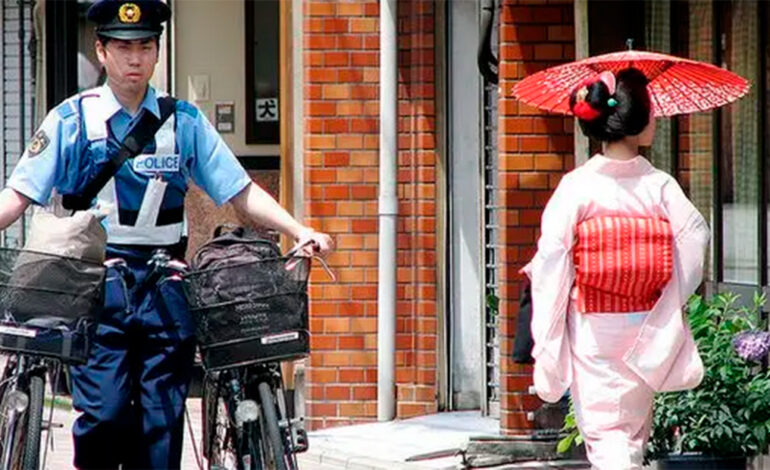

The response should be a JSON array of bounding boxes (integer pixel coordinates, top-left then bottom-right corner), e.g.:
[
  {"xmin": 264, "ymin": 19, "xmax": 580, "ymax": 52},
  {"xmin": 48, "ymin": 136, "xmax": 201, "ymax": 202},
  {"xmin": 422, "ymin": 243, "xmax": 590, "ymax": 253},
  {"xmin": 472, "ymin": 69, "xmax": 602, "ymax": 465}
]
[{"xmin": 573, "ymin": 216, "xmax": 674, "ymax": 313}]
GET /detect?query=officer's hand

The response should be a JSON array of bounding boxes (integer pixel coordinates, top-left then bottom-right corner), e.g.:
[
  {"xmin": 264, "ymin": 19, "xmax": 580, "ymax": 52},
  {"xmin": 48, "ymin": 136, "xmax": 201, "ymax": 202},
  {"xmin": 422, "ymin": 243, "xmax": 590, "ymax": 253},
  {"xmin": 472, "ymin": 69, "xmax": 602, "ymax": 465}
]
[{"xmin": 293, "ymin": 228, "xmax": 334, "ymax": 257}]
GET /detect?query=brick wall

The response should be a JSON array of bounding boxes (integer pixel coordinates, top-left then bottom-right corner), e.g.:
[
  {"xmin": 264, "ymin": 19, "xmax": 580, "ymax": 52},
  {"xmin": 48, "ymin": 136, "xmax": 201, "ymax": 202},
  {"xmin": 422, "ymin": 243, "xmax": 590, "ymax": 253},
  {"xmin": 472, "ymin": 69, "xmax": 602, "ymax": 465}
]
[
  {"xmin": 497, "ymin": 0, "xmax": 576, "ymax": 434},
  {"xmin": 303, "ymin": 0, "xmax": 438, "ymax": 430}
]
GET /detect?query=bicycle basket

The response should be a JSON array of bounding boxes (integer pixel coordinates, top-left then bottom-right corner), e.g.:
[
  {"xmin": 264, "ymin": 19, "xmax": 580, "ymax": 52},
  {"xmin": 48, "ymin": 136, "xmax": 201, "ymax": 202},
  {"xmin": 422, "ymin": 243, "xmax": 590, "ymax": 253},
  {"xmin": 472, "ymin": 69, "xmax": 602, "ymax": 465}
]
[
  {"xmin": 0, "ymin": 248, "xmax": 105, "ymax": 324},
  {"xmin": 0, "ymin": 248, "xmax": 104, "ymax": 363},
  {"xmin": 183, "ymin": 256, "xmax": 311, "ymax": 370}
]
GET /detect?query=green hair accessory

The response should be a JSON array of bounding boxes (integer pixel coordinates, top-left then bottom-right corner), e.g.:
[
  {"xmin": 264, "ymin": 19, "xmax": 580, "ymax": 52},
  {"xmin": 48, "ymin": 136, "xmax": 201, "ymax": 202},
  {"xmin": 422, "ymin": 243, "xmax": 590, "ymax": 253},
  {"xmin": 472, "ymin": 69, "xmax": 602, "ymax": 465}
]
[{"xmin": 607, "ymin": 97, "xmax": 618, "ymax": 107}]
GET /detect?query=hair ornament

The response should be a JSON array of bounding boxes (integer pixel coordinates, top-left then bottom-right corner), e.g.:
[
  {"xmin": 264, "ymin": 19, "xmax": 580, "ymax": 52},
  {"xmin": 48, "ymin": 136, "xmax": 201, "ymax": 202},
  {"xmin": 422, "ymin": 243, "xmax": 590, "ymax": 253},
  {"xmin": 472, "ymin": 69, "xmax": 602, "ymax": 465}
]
[
  {"xmin": 570, "ymin": 71, "xmax": 618, "ymax": 121},
  {"xmin": 572, "ymin": 101, "xmax": 602, "ymax": 121},
  {"xmin": 597, "ymin": 71, "xmax": 616, "ymax": 95}
]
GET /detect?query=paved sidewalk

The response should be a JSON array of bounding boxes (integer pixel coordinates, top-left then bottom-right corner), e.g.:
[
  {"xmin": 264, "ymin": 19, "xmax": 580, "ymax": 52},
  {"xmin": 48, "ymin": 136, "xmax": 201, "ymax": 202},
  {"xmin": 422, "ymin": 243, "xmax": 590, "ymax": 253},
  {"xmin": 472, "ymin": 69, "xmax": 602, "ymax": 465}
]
[
  {"xmin": 39, "ymin": 397, "xmax": 206, "ymax": 470},
  {"xmin": 297, "ymin": 411, "xmax": 594, "ymax": 470},
  {"xmin": 299, "ymin": 411, "xmax": 499, "ymax": 470},
  {"xmin": 39, "ymin": 400, "xmax": 594, "ymax": 470}
]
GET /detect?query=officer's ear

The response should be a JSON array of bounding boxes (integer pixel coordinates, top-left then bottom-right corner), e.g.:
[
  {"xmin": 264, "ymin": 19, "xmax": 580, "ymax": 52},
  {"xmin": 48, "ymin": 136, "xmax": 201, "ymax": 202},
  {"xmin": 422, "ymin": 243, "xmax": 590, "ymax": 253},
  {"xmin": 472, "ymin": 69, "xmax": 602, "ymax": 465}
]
[{"xmin": 95, "ymin": 38, "xmax": 108, "ymax": 66}]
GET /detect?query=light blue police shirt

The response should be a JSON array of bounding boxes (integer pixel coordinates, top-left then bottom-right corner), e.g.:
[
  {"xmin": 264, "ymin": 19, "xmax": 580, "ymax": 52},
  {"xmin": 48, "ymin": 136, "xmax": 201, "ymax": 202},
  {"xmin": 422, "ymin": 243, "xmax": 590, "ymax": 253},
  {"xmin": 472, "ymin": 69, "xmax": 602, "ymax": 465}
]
[{"xmin": 7, "ymin": 85, "xmax": 251, "ymax": 211}]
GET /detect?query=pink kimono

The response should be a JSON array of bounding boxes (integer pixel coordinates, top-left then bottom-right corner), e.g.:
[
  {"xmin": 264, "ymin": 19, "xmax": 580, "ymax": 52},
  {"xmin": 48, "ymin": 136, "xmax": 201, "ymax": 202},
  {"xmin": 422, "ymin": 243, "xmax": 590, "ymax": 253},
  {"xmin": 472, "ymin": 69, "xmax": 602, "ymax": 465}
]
[{"xmin": 523, "ymin": 154, "xmax": 709, "ymax": 469}]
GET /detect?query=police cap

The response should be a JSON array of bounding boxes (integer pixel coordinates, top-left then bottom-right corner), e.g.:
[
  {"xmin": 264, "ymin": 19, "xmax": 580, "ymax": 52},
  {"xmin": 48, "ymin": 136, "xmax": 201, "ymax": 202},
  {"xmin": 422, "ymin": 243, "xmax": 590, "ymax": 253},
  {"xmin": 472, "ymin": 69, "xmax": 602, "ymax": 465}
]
[{"xmin": 87, "ymin": 0, "xmax": 171, "ymax": 40}]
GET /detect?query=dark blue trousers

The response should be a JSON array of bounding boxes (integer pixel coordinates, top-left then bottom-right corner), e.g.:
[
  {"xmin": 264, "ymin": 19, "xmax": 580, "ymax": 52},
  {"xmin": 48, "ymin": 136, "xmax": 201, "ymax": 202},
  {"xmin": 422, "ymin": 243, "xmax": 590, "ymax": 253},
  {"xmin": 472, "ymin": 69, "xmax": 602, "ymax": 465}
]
[{"xmin": 70, "ymin": 252, "xmax": 195, "ymax": 469}]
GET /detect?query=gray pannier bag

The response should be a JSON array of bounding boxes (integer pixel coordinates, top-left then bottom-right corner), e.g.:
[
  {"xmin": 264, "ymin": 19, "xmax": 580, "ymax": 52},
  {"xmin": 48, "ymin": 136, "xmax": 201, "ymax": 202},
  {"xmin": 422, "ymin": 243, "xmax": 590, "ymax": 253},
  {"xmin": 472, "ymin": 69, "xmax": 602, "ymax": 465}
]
[
  {"xmin": 3, "ymin": 206, "xmax": 108, "ymax": 324},
  {"xmin": 0, "ymin": 204, "xmax": 108, "ymax": 363}
]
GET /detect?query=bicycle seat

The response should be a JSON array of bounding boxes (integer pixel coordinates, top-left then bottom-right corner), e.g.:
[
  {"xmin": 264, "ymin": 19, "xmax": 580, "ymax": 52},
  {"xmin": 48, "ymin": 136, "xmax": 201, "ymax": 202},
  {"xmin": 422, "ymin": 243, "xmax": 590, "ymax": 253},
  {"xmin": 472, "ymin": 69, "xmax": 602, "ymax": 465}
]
[{"xmin": 23, "ymin": 317, "xmax": 70, "ymax": 331}]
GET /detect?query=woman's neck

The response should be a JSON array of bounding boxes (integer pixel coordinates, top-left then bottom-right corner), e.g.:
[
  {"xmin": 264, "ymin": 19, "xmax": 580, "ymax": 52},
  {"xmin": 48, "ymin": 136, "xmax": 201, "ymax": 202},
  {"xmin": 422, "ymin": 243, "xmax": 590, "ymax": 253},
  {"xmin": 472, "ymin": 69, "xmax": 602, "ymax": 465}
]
[{"xmin": 601, "ymin": 137, "xmax": 639, "ymax": 161}]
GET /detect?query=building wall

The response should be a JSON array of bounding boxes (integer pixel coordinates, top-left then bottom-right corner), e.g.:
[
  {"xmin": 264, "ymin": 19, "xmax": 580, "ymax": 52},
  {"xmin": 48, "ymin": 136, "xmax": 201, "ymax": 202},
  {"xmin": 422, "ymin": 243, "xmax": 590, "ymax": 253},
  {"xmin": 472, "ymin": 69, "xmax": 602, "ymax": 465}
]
[
  {"xmin": 174, "ymin": 0, "xmax": 283, "ymax": 255},
  {"xmin": 302, "ymin": 0, "xmax": 439, "ymax": 430},
  {"xmin": 497, "ymin": 0, "xmax": 576, "ymax": 434},
  {"xmin": 174, "ymin": 0, "xmax": 278, "ymax": 157}
]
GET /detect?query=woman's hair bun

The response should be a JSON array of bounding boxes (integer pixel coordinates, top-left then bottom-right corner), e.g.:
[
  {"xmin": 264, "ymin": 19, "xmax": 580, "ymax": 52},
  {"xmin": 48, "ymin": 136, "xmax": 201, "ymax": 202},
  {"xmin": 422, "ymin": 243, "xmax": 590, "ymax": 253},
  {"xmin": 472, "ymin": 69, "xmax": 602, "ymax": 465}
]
[{"xmin": 569, "ymin": 68, "xmax": 651, "ymax": 142}]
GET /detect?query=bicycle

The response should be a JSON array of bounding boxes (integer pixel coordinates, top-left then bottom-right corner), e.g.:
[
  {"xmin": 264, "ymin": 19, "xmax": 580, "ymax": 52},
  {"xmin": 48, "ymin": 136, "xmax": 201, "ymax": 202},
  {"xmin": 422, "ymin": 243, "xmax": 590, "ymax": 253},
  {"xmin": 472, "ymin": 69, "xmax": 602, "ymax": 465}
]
[
  {"xmin": 183, "ymin": 238, "xmax": 324, "ymax": 470},
  {"xmin": 201, "ymin": 360, "xmax": 307, "ymax": 470},
  {"xmin": 0, "ymin": 247, "xmax": 101, "ymax": 470}
]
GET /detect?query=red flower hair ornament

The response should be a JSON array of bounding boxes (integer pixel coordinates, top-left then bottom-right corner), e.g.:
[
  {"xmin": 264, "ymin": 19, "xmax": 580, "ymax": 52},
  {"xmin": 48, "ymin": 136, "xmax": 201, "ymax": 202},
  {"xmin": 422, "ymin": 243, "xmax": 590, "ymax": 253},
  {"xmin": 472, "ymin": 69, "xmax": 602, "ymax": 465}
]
[{"xmin": 570, "ymin": 71, "xmax": 617, "ymax": 121}]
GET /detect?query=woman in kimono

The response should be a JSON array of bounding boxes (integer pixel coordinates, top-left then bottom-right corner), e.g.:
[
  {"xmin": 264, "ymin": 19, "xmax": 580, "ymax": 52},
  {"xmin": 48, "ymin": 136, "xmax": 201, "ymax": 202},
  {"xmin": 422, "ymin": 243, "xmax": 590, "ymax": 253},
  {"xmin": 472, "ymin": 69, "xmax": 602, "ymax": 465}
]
[{"xmin": 523, "ymin": 68, "xmax": 710, "ymax": 469}]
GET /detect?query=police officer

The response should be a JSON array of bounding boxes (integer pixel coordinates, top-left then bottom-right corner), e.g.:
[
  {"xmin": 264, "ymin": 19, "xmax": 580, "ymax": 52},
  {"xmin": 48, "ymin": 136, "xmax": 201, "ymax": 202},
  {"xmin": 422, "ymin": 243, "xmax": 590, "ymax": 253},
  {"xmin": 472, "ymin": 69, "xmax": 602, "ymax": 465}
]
[{"xmin": 0, "ymin": 0, "xmax": 333, "ymax": 468}]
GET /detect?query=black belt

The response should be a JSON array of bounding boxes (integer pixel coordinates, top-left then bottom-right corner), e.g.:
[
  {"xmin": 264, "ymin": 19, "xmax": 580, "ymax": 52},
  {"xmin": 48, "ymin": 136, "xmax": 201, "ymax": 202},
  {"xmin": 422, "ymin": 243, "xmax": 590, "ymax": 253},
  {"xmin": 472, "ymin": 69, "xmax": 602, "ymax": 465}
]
[{"xmin": 107, "ymin": 238, "xmax": 188, "ymax": 260}]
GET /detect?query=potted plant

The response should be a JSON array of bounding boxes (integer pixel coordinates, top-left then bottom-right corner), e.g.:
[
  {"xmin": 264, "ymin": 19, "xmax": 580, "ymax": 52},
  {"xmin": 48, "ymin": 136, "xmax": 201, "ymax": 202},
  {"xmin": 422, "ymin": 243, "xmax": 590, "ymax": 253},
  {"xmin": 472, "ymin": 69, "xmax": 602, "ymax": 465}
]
[{"xmin": 646, "ymin": 292, "xmax": 770, "ymax": 469}]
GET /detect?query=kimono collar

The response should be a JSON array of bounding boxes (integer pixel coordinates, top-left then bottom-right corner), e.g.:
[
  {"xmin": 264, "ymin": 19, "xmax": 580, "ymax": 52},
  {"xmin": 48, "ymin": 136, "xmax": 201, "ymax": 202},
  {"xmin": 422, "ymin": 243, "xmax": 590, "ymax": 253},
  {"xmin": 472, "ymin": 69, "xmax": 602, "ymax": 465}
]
[{"xmin": 585, "ymin": 153, "xmax": 654, "ymax": 177}]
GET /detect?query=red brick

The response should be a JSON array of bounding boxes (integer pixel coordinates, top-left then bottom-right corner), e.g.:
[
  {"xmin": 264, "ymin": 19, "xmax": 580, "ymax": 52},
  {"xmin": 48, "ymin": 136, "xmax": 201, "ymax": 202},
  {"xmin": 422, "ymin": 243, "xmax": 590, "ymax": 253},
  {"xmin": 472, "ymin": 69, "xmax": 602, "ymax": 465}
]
[
  {"xmin": 337, "ymin": 2, "xmax": 364, "ymax": 16},
  {"xmin": 323, "ymin": 18, "xmax": 349, "ymax": 33},
  {"xmin": 339, "ymin": 368, "xmax": 365, "ymax": 383},
  {"xmin": 307, "ymin": 202, "xmax": 336, "ymax": 216},
  {"xmin": 325, "ymin": 386, "xmax": 351, "ymax": 401},
  {"xmin": 308, "ymin": 368, "xmax": 337, "ymax": 384},
  {"xmin": 305, "ymin": 34, "xmax": 336, "ymax": 50},
  {"xmin": 353, "ymin": 386, "xmax": 377, "ymax": 400},
  {"xmin": 338, "ymin": 35, "xmax": 363, "ymax": 49},
  {"xmin": 307, "ymin": 102, "xmax": 336, "ymax": 116},
  {"xmin": 322, "ymin": 118, "xmax": 349, "ymax": 134},
  {"xmin": 324, "ymin": 318, "xmax": 350, "ymax": 333},
  {"xmin": 323, "ymin": 186, "xmax": 350, "ymax": 200},
  {"xmin": 534, "ymin": 44, "xmax": 564, "ymax": 60},
  {"xmin": 339, "ymin": 335, "xmax": 365, "ymax": 349},
  {"xmin": 310, "ymin": 335, "xmax": 337, "ymax": 350},
  {"xmin": 339, "ymin": 403, "xmax": 372, "ymax": 418},
  {"xmin": 350, "ymin": 17, "xmax": 378, "ymax": 33},
  {"xmin": 324, "ymin": 152, "xmax": 350, "ymax": 167},
  {"xmin": 352, "ymin": 218, "xmax": 378, "ymax": 233},
  {"xmin": 338, "ymin": 68, "xmax": 364, "ymax": 82},
  {"xmin": 306, "ymin": 2, "xmax": 335, "ymax": 16},
  {"xmin": 351, "ymin": 52, "xmax": 379, "ymax": 67}
]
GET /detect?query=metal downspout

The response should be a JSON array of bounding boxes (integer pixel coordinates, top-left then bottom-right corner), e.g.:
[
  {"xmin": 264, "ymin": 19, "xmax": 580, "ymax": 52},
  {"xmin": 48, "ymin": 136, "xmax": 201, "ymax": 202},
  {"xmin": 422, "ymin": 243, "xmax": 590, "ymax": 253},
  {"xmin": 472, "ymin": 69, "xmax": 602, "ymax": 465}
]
[{"xmin": 377, "ymin": 0, "xmax": 397, "ymax": 422}]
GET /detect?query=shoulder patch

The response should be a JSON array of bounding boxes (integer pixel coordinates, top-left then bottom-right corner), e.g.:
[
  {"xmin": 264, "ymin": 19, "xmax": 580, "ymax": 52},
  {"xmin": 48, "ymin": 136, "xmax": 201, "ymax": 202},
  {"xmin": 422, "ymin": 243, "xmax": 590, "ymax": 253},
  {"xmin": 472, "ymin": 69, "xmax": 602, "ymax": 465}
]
[
  {"xmin": 55, "ymin": 100, "xmax": 77, "ymax": 120},
  {"xmin": 26, "ymin": 130, "xmax": 50, "ymax": 157},
  {"xmin": 176, "ymin": 100, "xmax": 198, "ymax": 118}
]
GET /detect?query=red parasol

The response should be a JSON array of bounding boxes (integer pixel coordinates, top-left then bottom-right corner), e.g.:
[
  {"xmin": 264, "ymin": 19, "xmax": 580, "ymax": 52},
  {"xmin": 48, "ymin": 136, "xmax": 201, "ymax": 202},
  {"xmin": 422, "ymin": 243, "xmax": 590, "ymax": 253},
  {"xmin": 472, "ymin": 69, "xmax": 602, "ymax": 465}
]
[{"xmin": 511, "ymin": 49, "xmax": 750, "ymax": 117}]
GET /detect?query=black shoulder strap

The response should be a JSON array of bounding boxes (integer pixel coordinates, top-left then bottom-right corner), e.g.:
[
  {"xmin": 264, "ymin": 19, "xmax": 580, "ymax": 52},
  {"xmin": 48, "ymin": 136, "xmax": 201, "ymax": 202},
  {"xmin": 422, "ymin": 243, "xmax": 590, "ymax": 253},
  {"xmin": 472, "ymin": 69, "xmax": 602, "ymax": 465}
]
[{"xmin": 63, "ymin": 96, "xmax": 177, "ymax": 211}]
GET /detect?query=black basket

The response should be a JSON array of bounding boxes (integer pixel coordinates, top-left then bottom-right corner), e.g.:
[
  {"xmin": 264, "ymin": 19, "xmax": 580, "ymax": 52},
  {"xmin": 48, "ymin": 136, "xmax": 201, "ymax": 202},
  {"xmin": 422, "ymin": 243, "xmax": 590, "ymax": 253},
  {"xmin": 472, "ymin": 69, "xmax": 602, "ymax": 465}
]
[
  {"xmin": 0, "ymin": 248, "xmax": 104, "ymax": 363},
  {"xmin": 183, "ymin": 257, "xmax": 311, "ymax": 370},
  {"xmin": 0, "ymin": 321, "xmax": 92, "ymax": 364}
]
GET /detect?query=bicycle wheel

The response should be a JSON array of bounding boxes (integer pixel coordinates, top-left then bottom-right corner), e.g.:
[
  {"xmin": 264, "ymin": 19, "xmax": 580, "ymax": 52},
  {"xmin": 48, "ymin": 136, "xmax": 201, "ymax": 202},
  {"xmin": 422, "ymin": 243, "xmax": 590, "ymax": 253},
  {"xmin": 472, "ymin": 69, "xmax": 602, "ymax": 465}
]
[
  {"xmin": 257, "ymin": 382, "xmax": 288, "ymax": 470},
  {"xmin": 0, "ymin": 366, "xmax": 24, "ymax": 470},
  {"xmin": 0, "ymin": 361, "xmax": 42, "ymax": 470},
  {"xmin": 21, "ymin": 374, "xmax": 43, "ymax": 470}
]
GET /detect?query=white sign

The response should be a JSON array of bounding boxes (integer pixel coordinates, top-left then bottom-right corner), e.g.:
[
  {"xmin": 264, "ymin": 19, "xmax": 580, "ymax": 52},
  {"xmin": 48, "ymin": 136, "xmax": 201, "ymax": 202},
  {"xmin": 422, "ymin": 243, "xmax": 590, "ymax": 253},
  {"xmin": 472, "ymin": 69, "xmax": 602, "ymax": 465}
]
[
  {"xmin": 260, "ymin": 331, "xmax": 299, "ymax": 345},
  {"xmin": 256, "ymin": 98, "xmax": 279, "ymax": 122},
  {"xmin": 0, "ymin": 325, "xmax": 37, "ymax": 338}
]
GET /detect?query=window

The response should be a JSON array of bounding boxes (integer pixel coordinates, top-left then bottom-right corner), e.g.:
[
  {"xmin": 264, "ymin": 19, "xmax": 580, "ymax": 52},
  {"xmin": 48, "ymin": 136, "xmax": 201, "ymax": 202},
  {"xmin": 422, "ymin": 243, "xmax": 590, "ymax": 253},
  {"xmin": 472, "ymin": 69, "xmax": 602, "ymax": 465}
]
[{"xmin": 245, "ymin": 0, "xmax": 280, "ymax": 144}]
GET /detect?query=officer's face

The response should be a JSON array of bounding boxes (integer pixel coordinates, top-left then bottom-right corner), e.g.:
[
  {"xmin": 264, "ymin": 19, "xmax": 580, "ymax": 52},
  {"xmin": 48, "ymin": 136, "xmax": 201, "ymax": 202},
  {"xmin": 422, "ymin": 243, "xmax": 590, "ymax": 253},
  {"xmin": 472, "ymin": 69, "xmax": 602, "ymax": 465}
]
[{"xmin": 95, "ymin": 38, "xmax": 158, "ymax": 93}]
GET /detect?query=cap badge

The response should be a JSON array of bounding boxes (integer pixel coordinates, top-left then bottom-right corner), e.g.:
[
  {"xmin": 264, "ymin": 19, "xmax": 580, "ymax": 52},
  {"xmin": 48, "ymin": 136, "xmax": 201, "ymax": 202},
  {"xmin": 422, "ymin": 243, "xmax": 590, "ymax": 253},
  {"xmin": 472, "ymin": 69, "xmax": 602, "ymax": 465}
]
[{"xmin": 118, "ymin": 3, "xmax": 142, "ymax": 24}]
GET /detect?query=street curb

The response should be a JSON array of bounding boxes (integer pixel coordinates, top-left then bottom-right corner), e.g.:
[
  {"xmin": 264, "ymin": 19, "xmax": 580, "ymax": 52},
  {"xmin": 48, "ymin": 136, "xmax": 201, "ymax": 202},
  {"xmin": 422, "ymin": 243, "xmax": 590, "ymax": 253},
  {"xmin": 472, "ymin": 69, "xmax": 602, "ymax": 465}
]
[{"xmin": 297, "ymin": 446, "xmax": 458, "ymax": 470}]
